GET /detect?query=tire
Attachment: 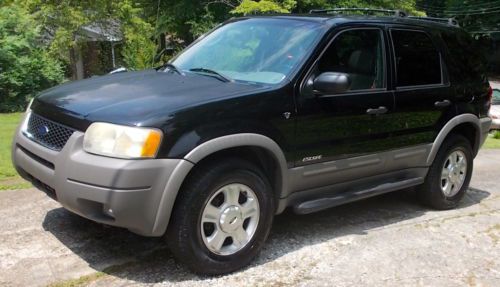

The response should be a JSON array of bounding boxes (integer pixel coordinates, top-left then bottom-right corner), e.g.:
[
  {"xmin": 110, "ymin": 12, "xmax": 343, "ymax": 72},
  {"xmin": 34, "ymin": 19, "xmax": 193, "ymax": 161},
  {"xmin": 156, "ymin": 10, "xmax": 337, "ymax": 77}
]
[
  {"xmin": 166, "ymin": 158, "xmax": 275, "ymax": 275},
  {"xmin": 417, "ymin": 134, "xmax": 473, "ymax": 210}
]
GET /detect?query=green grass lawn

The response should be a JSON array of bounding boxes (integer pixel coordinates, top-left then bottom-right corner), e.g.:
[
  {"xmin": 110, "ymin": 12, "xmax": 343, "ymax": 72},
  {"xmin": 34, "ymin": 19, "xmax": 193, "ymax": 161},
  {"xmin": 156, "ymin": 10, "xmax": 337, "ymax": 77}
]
[
  {"xmin": 0, "ymin": 113, "xmax": 31, "ymax": 190},
  {"xmin": 484, "ymin": 133, "xmax": 500, "ymax": 149}
]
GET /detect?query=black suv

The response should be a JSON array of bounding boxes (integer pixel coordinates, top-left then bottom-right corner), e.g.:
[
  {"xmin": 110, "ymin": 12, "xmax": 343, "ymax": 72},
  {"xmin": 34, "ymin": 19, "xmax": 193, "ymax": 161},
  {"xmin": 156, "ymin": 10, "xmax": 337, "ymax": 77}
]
[{"xmin": 12, "ymin": 10, "xmax": 493, "ymax": 274}]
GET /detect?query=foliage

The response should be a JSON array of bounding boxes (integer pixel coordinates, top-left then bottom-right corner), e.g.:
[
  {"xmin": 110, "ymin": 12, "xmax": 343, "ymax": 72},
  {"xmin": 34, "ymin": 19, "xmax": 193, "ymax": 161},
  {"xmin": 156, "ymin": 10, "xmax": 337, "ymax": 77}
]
[
  {"xmin": 0, "ymin": 113, "xmax": 31, "ymax": 191},
  {"xmin": 186, "ymin": 7, "xmax": 218, "ymax": 38},
  {"xmin": 23, "ymin": 0, "xmax": 156, "ymax": 70},
  {"xmin": 416, "ymin": 0, "xmax": 500, "ymax": 33},
  {"xmin": 118, "ymin": 1, "xmax": 156, "ymax": 69},
  {"xmin": 0, "ymin": 5, "xmax": 64, "ymax": 112},
  {"xmin": 494, "ymin": 130, "xmax": 500, "ymax": 140},
  {"xmin": 295, "ymin": 0, "xmax": 424, "ymax": 15},
  {"xmin": 231, "ymin": 0, "xmax": 296, "ymax": 14}
]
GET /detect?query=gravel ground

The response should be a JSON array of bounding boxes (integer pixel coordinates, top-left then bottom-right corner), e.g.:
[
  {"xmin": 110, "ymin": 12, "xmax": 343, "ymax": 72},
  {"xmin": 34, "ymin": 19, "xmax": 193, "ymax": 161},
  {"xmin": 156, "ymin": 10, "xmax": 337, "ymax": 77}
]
[{"xmin": 0, "ymin": 150, "xmax": 499, "ymax": 287}]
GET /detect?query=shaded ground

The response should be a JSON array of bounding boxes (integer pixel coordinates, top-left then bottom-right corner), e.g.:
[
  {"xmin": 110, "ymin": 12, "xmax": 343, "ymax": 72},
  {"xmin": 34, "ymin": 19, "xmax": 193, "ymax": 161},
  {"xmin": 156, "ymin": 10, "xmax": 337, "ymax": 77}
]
[{"xmin": 0, "ymin": 150, "xmax": 499, "ymax": 287}]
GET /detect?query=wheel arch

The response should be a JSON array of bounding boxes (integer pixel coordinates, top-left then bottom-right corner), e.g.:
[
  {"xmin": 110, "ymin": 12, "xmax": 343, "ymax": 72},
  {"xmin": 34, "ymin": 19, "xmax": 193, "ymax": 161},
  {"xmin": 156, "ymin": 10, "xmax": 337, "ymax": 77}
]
[
  {"xmin": 426, "ymin": 114, "xmax": 481, "ymax": 166},
  {"xmin": 184, "ymin": 133, "xmax": 289, "ymax": 198},
  {"xmin": 151, "ymin": 133, "xmax": 288, "ymax": 236}
]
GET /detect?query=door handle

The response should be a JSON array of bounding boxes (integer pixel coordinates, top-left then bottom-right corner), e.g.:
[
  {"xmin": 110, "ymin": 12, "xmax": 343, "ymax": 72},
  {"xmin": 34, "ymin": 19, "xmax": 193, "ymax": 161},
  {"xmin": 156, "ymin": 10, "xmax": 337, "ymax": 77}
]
[
  {"xmin": 434, "ymin": 100, "xmax": 451, "ymax": 108},
  {"xmin": 366, "ymin": 106, "xmax": 388, "ymax": 115}
]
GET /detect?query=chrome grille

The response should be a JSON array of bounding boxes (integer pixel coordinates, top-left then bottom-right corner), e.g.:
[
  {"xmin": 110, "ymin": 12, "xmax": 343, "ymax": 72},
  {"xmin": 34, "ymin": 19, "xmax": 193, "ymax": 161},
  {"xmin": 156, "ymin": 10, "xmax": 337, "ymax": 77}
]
[{"xmin": 24, "ymin": 113, "xmax": 75, "ymax": 151}]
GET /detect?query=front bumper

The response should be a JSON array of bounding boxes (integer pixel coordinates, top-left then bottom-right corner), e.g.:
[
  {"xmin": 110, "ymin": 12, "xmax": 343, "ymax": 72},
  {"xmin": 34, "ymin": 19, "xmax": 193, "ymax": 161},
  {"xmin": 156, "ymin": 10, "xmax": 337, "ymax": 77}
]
[{"xmin": 12, "ymin": 113, "xmax": 188, "ymax": 236}]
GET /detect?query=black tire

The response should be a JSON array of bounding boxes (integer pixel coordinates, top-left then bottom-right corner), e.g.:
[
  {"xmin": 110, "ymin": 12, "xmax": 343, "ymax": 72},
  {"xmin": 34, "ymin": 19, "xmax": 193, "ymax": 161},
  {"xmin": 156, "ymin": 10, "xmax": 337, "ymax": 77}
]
[
  {"xmin": 417, "ymin": 134, "xmax": 473, "ymax": 210},
  {"xmin": 166, "ymin": 158, "xmax": 275, "ymax": 275}
]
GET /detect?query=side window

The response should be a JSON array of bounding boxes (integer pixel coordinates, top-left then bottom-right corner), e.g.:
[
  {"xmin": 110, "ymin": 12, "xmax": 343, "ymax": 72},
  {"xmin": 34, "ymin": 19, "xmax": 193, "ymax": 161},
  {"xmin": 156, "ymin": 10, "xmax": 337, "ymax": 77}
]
[
  {"xmin": 317, "ymin": 29, "xmax": 385, "ymax": 91},
  {"xmin": 391, "ymin": 30, "xmax": 442, "ymax": 87},
  {"xmin": 441, "ymin": 31, "xmax": 486, "ymax": 82}
]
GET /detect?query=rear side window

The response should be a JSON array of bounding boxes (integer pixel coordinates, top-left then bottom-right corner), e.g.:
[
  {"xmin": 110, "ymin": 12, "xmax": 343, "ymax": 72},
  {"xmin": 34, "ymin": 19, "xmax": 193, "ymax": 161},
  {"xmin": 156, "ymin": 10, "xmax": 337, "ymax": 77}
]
[
  {"xmin": 391, "ymin": 30, "xmax": 442, "ymax": 87},
  {"xmin": 441, "ymin": 31, "xmax": 486, "ymax": 82}
]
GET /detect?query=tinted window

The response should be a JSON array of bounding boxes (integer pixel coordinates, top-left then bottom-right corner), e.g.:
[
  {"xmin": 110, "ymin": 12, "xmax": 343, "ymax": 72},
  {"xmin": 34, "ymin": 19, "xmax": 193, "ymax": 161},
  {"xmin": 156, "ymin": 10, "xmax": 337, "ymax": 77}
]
[
  {"xmin": 442, "ymin": 31, "xmax": 486, "ymax": 82},
  {"xmin": 392, "ymin": 30, "xmax": 442, "ymax": 87},
  {"xmin": 317, "ymin": 29, "xmax": 385, "ymax": 91}
]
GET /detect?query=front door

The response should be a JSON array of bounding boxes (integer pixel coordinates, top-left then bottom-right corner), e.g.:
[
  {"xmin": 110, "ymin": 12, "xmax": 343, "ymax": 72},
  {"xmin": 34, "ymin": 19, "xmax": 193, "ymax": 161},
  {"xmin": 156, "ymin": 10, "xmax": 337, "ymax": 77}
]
[{"xmin": 295, "ymin": 27, "xmax": 395, "ymax": 164}]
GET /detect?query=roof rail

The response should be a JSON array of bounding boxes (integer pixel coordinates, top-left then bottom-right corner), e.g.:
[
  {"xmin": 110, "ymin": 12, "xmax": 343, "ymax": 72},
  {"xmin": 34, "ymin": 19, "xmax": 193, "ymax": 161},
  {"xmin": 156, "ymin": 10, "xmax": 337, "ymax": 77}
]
[
  {"xmin": 407, "ymin": 16, "xmax": 459, "ymax": 27},
  {"xmin": 309, "ymin": 8, "xmax": 407, "ymax": 17}
]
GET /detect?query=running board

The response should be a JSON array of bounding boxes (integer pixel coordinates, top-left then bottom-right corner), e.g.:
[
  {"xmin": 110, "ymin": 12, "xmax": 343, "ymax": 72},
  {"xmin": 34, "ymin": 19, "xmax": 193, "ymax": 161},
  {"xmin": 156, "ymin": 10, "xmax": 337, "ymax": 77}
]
[{"xmin": 293, "ymin": 177, "xmax": 424, "ymax": 215}]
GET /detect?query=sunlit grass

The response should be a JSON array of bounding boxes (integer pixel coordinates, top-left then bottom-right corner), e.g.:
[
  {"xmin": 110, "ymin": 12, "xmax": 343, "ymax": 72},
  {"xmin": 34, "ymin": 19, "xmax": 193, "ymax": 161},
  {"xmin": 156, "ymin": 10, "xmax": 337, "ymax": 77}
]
[{"xmin": 0, "ymin": 113, "xmax": 31, "ymax": 190}]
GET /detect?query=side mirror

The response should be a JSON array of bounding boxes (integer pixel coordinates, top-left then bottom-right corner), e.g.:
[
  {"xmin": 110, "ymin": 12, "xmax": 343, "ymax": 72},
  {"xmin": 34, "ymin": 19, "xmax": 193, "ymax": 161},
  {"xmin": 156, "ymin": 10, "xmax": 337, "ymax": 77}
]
[{"xmin": 313, "ymin": 72, "xmax": 351, "ymax": 95}]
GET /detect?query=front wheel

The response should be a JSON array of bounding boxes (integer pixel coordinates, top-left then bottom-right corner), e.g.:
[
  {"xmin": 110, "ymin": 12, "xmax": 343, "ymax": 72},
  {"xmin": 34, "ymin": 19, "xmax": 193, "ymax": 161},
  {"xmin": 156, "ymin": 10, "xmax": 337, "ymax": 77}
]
[
  {"xmin": 166, "ymin": 159, "xmax": 275, "ymax": 275},
  {"xmin": 417, "ymin": 134, "xmax": 473, "ymax": 210}
]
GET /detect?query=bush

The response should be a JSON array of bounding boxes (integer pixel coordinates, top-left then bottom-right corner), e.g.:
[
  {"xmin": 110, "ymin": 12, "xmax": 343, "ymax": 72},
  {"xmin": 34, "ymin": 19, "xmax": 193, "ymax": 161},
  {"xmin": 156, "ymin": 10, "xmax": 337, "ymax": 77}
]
[
  {"xmin": 493, "ymin": 130, "xmax": 500, "ymax": 139},
  {"xmin": 0, "ymin": 5, "xmax": 64, "ymax": 112}
]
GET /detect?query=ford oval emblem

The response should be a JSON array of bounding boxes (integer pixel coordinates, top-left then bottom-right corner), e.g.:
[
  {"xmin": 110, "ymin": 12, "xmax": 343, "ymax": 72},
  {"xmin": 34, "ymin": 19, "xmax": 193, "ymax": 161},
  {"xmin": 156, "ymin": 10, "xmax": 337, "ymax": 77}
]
[{"xmin": 38, "ymin": 125, "xmax": 50, "ymax": 136}]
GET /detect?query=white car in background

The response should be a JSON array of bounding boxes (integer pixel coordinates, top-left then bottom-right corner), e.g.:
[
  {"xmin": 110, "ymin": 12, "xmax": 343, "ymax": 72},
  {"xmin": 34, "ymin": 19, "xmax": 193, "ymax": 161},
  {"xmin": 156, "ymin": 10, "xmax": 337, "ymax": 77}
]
[{"xmin": 491, "ymin": 88, "xmax": 500, "ymax": 130}]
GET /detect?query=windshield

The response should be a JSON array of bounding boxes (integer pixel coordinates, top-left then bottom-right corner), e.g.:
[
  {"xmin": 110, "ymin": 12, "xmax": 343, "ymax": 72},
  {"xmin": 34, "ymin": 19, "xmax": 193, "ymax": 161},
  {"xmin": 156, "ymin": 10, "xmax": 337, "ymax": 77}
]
[{"xmin": 172, "ymin": 18, "xmax": 324, "ymax": 84}]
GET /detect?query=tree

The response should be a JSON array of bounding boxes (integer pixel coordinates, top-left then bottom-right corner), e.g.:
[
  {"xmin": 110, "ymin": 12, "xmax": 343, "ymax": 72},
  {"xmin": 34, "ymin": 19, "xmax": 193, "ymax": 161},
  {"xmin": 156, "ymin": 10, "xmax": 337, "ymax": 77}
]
[
  {"xmin": 0, "ymin": 4, "xmax": 64, "ymax": 112},
  {"xmin": 232, "ymin": 0, "xmax": 297, "ymax": 14},
  {"xmin": 295, "ymin": 0, "xmax": 424, "ymax": 15},
  {"xmin": 416, "ymin": 0, "xmax": 500, "ymax": 33},
  {"xmin": 145, "ymin": 0, "xmax": 423, "ymax": 56},
  {"xmin": 23, "ymin": 0, "xmax": 156, "ymax": 70}
]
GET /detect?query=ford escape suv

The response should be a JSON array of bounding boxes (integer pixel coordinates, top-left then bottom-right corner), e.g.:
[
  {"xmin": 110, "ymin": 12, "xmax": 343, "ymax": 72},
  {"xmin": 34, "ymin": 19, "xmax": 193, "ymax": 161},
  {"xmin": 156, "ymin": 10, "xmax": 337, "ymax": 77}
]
[{"xmin": 12, "ymin": 10, "xmax": 492, "ymax": 274}]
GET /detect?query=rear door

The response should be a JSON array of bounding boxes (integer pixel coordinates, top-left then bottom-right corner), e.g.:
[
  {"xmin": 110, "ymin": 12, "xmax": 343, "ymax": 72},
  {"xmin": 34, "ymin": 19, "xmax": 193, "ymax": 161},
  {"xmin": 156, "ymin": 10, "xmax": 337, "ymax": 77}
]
[{"xmin": 388, "ymin": 28, "xmax": 456, "ymax": 153}]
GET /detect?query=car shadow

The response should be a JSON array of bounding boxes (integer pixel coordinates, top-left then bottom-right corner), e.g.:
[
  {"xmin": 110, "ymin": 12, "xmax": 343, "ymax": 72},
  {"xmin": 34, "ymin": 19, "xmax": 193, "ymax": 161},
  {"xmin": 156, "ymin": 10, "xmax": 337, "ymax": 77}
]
[{"xmin": 42, "ymin": 187, "xmax": 491, "ymax": 283}]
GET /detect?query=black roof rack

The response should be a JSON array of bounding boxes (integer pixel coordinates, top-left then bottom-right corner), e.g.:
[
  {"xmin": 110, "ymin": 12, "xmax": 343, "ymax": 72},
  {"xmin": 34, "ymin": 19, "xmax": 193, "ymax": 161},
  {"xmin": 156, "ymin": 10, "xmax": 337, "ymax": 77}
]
[
  {"xmin": 309, "ymin": 8, "xmax": 460, "ymax": 27},
  {"xmin": 309, "ymin": 8, "xmax": 407, "ymax": 18},
  {"xmin": 407, "ymin": 16, "xmax": 459, "ymax": 27}
]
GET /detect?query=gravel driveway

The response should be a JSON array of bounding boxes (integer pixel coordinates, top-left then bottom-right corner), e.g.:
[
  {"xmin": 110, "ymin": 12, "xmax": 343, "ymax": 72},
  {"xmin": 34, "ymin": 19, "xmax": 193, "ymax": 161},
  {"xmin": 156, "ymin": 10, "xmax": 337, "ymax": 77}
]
[{"xmin": 1, "ymin": 150, "xmax": 499, "ymax": 287}]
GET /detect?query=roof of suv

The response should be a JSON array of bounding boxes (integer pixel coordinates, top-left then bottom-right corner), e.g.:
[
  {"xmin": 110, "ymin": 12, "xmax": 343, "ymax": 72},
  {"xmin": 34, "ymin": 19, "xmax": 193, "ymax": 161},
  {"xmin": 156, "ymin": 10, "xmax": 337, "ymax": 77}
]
[{"xmin": 247, "ymin": 14, "xmax": 462, "ymax": 31}]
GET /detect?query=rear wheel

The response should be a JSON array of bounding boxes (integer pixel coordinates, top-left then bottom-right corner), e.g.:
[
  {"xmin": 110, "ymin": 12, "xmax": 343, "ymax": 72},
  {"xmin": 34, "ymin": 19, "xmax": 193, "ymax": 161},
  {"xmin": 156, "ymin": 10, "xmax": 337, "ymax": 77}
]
[
  {"xmin": 417, "ymin": 134, "xmax": 473, "ymax": 210},
  {"xmin": 166, "ymin": 158, "xmax": 275, "ymax": 275}
]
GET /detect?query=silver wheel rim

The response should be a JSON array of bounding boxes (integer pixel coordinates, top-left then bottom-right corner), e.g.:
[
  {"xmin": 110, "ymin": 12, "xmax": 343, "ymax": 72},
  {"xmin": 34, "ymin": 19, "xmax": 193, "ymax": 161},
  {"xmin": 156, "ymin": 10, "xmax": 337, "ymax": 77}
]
[
  {"xmin": 200, "ymin": 183, "xmax": 260, "ymax": 256},
  {"xmin": 440, "ymin": 150, "xmax": 467, "ymax": 197}
]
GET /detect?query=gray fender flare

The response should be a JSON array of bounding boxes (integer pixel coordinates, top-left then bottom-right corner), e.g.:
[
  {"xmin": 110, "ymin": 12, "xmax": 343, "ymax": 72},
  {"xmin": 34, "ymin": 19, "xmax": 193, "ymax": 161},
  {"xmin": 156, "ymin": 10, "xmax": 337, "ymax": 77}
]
[
  {"xmin": 151, "ymin": 133, "xmax": 288, "ymax": 236},
  {"xmin": 426, "ymin": 114, "xmax": 481, "ymax": 166}
]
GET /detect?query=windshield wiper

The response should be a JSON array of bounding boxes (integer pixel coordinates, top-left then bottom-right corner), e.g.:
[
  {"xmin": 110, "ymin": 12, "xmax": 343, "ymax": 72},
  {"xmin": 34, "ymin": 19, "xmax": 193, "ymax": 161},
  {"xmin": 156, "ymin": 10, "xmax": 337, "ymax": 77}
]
[
  {"xmin": 160, "ymin": 63, "xmax": 184, "ymax": 75},
  {"xmin": 189, "ymin": 68, "xmax": 233, "ymax": 83}
]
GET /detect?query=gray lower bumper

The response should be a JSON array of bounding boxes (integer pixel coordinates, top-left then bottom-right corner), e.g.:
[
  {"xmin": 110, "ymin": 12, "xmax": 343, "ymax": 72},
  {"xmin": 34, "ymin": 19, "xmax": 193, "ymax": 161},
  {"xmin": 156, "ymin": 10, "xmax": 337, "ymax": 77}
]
[{"xmin": 12, "ymin": 114, "xmax": 190, "ymax": 236}]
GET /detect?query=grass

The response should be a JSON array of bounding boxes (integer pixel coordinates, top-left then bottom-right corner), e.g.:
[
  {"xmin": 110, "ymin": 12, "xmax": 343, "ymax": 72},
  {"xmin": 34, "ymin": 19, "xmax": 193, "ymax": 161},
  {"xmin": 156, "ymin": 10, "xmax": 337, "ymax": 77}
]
[
  {"xmin": 47, "ymin": 272, "xmax": 107, "ymax": 287},
  {"xmin": 484, "ymin": 133, "xmax": 500, "ymax": 149},
  {"xmin": 493, "ymin": 130, "xmax": 500, "ymax": 139},
  {"xmin": 0, "ymin": 113, "xmax": 31, "ymax": 190}
]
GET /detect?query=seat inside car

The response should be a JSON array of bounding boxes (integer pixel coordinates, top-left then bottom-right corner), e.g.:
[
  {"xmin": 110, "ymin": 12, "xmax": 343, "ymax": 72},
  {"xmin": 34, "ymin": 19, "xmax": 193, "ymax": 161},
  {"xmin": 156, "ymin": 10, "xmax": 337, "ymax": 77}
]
[{"xmin": 346, "ymin": 48, "xmax": 376, "ymax": 90}]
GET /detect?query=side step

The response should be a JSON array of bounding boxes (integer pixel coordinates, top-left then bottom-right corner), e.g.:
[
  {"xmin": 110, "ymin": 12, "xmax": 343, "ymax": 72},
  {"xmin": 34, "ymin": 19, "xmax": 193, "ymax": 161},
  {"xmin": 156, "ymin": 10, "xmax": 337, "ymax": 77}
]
[{"xmin": 293, "ymin": 177, "xmax": 424, "ymax": 215}]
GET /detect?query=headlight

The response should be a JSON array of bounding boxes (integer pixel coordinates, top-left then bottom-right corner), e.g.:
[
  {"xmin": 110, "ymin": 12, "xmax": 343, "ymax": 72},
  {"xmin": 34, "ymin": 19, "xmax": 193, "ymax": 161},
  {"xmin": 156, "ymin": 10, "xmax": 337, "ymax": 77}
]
[{"xmin": 83, "ymin": 123, "xmax": 163, "ymax": 159}]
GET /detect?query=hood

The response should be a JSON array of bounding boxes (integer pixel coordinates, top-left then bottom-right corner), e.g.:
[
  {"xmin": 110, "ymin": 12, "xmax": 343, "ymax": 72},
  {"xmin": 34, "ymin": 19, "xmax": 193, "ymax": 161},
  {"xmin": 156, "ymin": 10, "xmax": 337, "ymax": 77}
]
[{"xmin": 34, "ymin": 70, "xmax": 270, "ymax": 126}]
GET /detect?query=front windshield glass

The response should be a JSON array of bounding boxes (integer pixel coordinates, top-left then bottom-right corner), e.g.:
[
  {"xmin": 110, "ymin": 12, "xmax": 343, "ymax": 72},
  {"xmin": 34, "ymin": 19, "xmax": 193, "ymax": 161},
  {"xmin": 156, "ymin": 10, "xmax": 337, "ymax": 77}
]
[{"xmin": 172, "ymin": 18, "xmax": 324, "ymax": 84}]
